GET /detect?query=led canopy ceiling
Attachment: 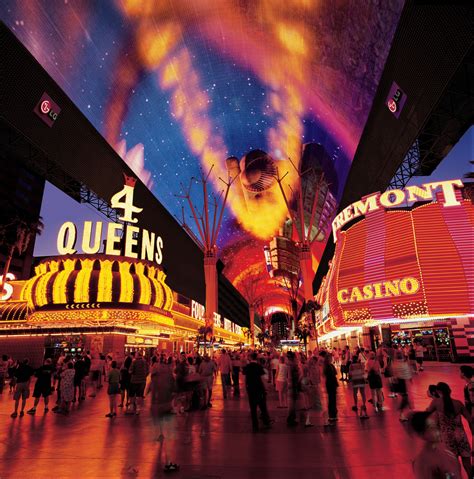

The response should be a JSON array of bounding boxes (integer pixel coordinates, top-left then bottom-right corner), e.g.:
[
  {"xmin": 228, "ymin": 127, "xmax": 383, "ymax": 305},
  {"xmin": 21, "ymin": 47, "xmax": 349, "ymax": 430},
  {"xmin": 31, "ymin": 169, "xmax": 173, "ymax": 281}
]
[{"xmin": 2, "ymin": 0, "xmax": 404, "ymax": 313}]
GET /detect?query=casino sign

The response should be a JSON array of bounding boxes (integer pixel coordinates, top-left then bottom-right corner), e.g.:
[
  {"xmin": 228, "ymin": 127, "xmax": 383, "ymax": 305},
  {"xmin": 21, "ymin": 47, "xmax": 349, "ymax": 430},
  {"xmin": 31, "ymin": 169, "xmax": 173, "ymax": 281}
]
[{"xmin": 317, "ymin": 179, "xmax": 473, "ymax": 329}]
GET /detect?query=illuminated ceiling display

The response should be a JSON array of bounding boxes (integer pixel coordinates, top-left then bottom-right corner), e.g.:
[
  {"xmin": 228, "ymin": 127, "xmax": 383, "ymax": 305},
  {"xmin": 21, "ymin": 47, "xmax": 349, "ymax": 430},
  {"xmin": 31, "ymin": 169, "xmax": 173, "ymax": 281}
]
[{"xmin": 2, "ymin": 0, "xmax": 404, "ymax": 311}]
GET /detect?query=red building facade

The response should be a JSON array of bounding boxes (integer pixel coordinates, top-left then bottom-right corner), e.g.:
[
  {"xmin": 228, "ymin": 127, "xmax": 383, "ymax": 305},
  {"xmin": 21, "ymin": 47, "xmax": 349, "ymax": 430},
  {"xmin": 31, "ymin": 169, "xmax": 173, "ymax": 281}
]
[{"xmin": 317, "ymin": 185, "xmax": 474, "ymax": 358}]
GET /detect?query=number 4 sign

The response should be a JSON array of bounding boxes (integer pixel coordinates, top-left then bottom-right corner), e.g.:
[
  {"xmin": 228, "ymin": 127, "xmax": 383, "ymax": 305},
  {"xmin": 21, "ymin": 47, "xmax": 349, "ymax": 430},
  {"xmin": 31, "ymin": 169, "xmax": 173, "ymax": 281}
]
[{"xmin": 110, "ymin": 174, "xmax": 143, "ymax": 223}]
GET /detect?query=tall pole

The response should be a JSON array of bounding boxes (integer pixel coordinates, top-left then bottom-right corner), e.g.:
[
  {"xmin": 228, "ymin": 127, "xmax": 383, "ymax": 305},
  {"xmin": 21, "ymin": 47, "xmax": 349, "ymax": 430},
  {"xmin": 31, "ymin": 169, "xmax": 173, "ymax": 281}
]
[
  {"xmin": 275, "ymin": 154, "xmax": 326, "ymax": 349},
  {"xmin": 176, "ymin": 168, "xmax": 233, "ymax": 337}
]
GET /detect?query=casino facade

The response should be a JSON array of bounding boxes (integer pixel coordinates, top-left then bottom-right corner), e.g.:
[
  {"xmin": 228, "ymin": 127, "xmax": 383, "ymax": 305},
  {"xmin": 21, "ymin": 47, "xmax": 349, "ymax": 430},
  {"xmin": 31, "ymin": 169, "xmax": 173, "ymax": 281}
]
[
  {"xmin": 315, "ymin": 181, "xmax": 474, "ymax": 361},
  {"xmin": 0, "ymin": 254, "xmax": 245, "ymax": 365}
]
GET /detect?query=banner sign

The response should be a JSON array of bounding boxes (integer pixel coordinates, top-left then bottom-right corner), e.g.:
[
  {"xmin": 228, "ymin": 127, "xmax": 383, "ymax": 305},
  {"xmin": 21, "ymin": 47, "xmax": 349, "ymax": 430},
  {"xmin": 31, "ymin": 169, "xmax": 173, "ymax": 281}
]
[{"xmin": 56, "ymin": 174, "xmax": 165, "ymax": 265}]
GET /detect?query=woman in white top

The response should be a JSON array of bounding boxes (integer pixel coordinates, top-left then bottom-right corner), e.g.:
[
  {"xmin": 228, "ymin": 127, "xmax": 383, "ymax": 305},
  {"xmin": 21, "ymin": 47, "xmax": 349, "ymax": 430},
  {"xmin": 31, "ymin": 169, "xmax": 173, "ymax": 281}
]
[
  {"xmin": 270, "ymin": 355, "xmax": 279, "ymax": 385},
  {"xmin": 275, "ymin": 356, "xmax": 288, "ymax": 408}
]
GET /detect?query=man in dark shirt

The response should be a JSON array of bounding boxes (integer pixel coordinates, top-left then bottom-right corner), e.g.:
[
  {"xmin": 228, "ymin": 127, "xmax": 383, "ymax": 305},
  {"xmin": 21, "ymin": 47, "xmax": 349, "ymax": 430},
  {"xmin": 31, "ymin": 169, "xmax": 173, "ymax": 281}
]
[
  {"xmin": 28, "ymin": 358, "xmax": 54, "ymax": 414},
  {"xmin": 128, "ymin": 351, "xmax": 148, "ymax": 415},
  {"xmin": 11, "ymin": 358, "xmax": 34, "ymax": 418},
  {"xmin": 74, "ymin": 356, "xmax": 87, "ymax": 401},
  {"xmin": 243, "ymin": 352, "xmax": 272, "ymax": 432}
]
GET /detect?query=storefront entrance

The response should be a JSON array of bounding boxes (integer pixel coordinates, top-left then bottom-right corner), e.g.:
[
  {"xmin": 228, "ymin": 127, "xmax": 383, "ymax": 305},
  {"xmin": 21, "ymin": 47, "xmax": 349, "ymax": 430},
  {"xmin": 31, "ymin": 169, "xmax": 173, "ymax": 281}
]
[
  {"xmin": 44, "ymin": 334, "xmax": 85, "ymax": 361},
  {"xmin": 390, "ymin": 325, "xmax": 455, "ymax": 361}
]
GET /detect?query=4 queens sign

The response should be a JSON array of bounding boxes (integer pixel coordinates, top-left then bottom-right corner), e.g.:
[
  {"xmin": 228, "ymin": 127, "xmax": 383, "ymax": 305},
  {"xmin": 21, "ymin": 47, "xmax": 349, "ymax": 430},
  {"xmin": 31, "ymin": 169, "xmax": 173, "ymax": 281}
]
[{"xmin": 56, "ymin": 174, "xmax": 164, "ymax": 265}]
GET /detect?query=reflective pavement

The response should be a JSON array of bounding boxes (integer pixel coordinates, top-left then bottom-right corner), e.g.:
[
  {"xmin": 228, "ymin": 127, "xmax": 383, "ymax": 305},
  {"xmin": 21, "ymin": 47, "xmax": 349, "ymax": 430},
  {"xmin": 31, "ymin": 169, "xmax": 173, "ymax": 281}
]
[{"xmin": 0, "ymin": 362, "xmax": 470, "ymax": 478}]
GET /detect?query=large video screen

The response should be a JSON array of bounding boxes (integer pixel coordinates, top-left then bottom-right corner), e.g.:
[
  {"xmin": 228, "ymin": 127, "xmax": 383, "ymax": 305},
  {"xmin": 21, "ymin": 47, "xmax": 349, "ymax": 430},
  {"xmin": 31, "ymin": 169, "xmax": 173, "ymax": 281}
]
[{"xmin": 2, "ymin": 1, "xmax": 404, "ymax": 309}]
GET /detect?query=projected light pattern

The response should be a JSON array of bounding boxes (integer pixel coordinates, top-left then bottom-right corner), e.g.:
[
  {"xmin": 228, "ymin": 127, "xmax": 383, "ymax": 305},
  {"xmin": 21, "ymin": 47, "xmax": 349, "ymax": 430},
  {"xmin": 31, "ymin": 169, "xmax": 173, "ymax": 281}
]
[{"xmin": 1, "ymin": 0, "xmax": 404, "ymax": 310}]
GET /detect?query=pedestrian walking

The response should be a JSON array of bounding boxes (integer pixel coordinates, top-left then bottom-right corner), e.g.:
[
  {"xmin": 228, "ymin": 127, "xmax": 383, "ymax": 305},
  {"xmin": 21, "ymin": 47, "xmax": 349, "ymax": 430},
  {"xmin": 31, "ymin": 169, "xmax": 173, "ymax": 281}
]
[
  {"xmin": 322, "ymin": 352, "xmax": 338, "ymax": 424},
  {"xmin": 411, "ymin": 411, "xmax": 461, "ymax": 479},
  {"xmin": 415, "ymin": 342, "xmax": 425, "ymax": 371},
  {"xmin": 0, "ymin": 354, "xmax": 8, "ymax": 394},
  {"xmin": 275, "ymin": 355, "xmax": 288, "ymax": 408},
  {"xmin": 270, "ymin": 354, "xmax": 279, "ymax": 385},
  {"xmin": 28, "ymin": 358, "xmax": 54, "ymax": 415},
  {"xmin": 349, "ymin": 356, "xmax": 369, "ymax": 418},
  {"xmin": 10, "ymin": 358, "xmax": 34, "ymax": 418},
  {"xmin": 198, "ymin": 355, "xmax": 216, "ymax": 408},
  {"xmin": 392, "ymin": 350, "xmax": 413, "ymax": 421},
  {"xmin": 55, "ymin": 361, "xmax": 75, "ymax": 415},
  {"xmin": 119, "ymin": 352, "xmax": 133, "ymax": 408},
  {"xmin": 286, "ymin": 351, "xmax": 301, "ymax": 427},
  {"xmin": 106, "ymin": 361, "xmax": 120, "ymax": 418},
  {"xmin": 366, "ymin": 352, "xmax": 384, "ymax": 412},
  {"xmin": 149, "ymin": 356, "xmax": 179, "ymax": 472},
  {"xmin": 306, "ymin": 354, "xmax": 326, "ymax": 425},
  {"xmin": 73, "ymin": 354, "xmax": 87, "ymax": 402},
  {"xmin": 231, "ymin": 353, "xmax": 241, "ymax": 397},
  {"xmin": 218, "ymin": 349, "xmax": 232, "ymax": 399},
  {"xmin": 243, "ymin": 352, "xmax": 272, "ymax": 432},
  {"xmin": 88, "ymin": 354, "xmax": 102, "ymax": 397},
  {"xmin": 426, "ymin": 382, "xmax": 472, "ymax": 477},
  {"xmin": 128, "ymin": 350, "xmax": 148, "ymax": 415}
]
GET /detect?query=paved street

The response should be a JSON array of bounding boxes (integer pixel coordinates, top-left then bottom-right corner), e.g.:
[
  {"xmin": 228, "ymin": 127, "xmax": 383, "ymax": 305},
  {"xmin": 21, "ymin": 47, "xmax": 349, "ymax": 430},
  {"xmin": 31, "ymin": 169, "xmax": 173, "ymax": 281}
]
[{"xmin": 0, "ymin": 362, "xmax": 471, "ymax": 479}]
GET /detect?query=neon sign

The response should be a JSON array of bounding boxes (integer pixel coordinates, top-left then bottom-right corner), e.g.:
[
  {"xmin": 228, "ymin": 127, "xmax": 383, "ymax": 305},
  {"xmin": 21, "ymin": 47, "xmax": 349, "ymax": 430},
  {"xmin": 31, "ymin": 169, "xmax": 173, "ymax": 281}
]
[
  {"xmin": 190, "ymin": 300, "xmax": 242, "ymax": 334},
  {"xmin": 0, "ymin": 273, "xmax": 16, "ymax": 301},
  {"xmin": 191, "ymin": 300, "xmax": 206, "ymax": 321},
  {"xmin": 332, "ymin": 179, "xmax": 464, "ymax": 241},
  {"xmin": 337, "ymin": 277, "xmax": 420, "ymax": 304},
  {"xmin": 56, "ymin": 175, "xmax": 164, "ymax": 264}
]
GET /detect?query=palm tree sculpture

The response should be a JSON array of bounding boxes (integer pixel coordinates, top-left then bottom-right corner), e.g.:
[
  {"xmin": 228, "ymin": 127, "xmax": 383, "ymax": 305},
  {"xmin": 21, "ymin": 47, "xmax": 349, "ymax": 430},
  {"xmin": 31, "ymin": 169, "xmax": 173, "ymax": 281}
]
[
  {"xmin": 236, "ymin": 267, "xmax": 264, "ymax": 347},
  {"xmin": 295, "ymin": 322, "xmax": 311, "ymax": 353},
  {"xmin": 0, "ymin": 215, "xmax": 44, "ymax": 292}
]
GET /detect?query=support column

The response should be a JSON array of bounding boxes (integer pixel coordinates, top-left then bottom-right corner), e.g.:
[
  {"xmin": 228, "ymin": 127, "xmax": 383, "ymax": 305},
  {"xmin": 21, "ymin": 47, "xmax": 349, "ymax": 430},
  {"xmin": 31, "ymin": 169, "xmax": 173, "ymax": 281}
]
[
  {"xmin": 300, "ymin": 247, "xmax": 313, "ymax": 302},
  {"xmin": 301, "ymin": 246, "xmax": 319, "ymax": 351},
  {"xmin": 204, "ymin": 254, "xmax": 217, "ymax": 333},
  {"xmin": 249, "ymin": 304, "xmax": 255, "ymax": 347},
  {"xmin": 350, "ymin": 330, "xmax": 359, "ymax": 350},
  {"xmin": 362, "ymin": 326, "xmax": 371, "ymax": 350}
]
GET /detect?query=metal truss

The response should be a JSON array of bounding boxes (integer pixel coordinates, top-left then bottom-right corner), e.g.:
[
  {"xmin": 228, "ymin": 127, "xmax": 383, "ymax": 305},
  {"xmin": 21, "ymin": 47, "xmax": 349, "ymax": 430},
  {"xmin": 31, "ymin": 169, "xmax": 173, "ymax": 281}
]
[
  {"xmin": 79, "ymin": 185, "xmax": 120, "ymax": 222},
  {"xmin": 388, "ymin": 48, "xmax": 473, "ymax": 190},
  {"xmin": 387, "ymin": 140, "xmax": 420, "ymax": 189},
  {"xmin": 1, "ymin": 117, "xmax": 120, "ymax": 222}
]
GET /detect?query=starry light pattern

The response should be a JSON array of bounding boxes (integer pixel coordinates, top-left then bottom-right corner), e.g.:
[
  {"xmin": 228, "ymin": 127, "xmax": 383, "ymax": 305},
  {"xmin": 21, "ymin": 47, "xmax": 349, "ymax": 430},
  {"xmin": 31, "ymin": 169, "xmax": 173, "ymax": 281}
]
[{"xmin": 1, "ymin": 0, "xmax": 404, "ymax": 312}]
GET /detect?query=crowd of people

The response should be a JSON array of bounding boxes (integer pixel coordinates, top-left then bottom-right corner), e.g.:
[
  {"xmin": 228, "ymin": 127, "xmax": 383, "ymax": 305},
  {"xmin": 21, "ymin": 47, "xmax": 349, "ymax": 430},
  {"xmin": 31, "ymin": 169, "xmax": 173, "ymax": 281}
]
[{"xmin": 0, "ymin": 341, "xmax": 472, "ymax": 476}]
